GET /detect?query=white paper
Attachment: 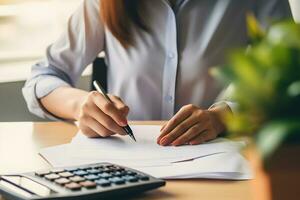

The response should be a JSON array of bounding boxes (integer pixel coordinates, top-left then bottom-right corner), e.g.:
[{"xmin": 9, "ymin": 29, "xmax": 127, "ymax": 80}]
[
  {"xmin": 39, "ymin": 125, "xmax": 252, "ymax": 180},
  {"xmin": 69, "ymin": 125, "xmax": 245, "ymax": 164},
  {"xmin": 134, "ymin": 152, "xmax": 252, "ymax": 180}
]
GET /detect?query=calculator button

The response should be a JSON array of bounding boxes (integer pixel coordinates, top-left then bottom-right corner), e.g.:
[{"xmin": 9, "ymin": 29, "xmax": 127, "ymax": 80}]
[
  {"xmin": 65, "ymin": 167, "xmax": 78, "ymax": 172},
  {"xmin": 35, "ymin": 170, "xmax": 51, "ymax": 177},
  {"xmin": 138, "ymin": 176, "xmax": 150, "ymax": 181},
  {"xmin": 69, "ymin": 176, "xmax": 85, "ymax": 183},
  {"xmin": 98, "ymin": 172, "xmax": 112, "ymax": 179},
  {"xmin": 93, "ymin": 165, "xmax": 105, "ymax": 169},
  {"xmin": 95, "ymin": 179, "xmax": 111, "ymax": 187},
  {"xmin": 123, "ymin": 176, "xmax": 139, "ymax": 183},
  {"xmin": 50, "ymin": 169, "xmax": 65, "ymax": 173},
  {"xmin": 78, "ymin": 166, "xmax": 92, "ymax": 170},
  {"xmin": 59, "ymin": 172, "xmax": 74, "ymax": 178},
  {"xmin": 55, "ymin": 178, "xmax": 71, "ymax": 185},
  {"xmin": 87, "ymin": 169, "xmax": 101, "ymax": 174},
  {"xmin": 45, "ymin": 174, "xmax": 60, "ymax": 180},
  {"xmin": 126, "ymin": 171, "xmax": 137, "ymax": 176},
  {"xmin": 79, "ymin": 181, "xmax": 97, "ymax": 189},
  {"xmin": 114, "ymin": 167, "xmax": 125, "ymax": 171},
  {"xmin": 84, "ymin": 174, "xmax": 99, "ymax": 181},
  {"xmin": 73, "ymin": 170, "xmax": 88, "ymax": 176},
  {"xmin": 113, "ymin": 171, "xmax": 122, "ymax": 177},
  {"xmin": 65, "ymin": 182, "xmax": 82, "ymax": 191},
  {"xmin": 103, "ymin": 168, "xmax": 113, "ymax": 173},
  {"xmin": 109, "ymin": 177, "xmax": 125, "ymax": 185}
]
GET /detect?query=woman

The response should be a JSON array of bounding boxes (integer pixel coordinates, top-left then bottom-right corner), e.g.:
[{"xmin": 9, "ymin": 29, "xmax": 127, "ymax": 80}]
[{"xmin": 23, "ymin": 0, "xmax": 290, "ymax": 146}]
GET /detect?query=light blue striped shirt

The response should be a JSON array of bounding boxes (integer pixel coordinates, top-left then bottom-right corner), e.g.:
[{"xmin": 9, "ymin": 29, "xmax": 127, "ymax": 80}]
[{"xmin": 22, "ymin": 0, "xmax": 290, "ymax": 120}]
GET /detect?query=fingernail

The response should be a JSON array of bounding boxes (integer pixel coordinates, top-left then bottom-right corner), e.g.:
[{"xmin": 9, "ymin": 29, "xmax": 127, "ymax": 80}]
[{"xmin": 119, "ymin": 120, "xmax": 127, "ymax": 126}]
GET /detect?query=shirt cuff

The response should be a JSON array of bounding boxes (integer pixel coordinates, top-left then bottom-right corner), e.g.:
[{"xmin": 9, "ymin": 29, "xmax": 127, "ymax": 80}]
[
  {"xmin": 22, "ymin": 75, "xmax": 71, "ymax": 121},
  {"xmin": 208, "ymin": 101, "xmax": 239, "ymax": 114},
  {"xmin": 35, "ymin": 75, "xmax": 70, "ymax": 98}
]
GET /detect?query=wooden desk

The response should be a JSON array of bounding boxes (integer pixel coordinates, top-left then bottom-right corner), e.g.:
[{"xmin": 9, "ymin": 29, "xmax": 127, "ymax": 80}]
[{"xmin": 0, "ymin": 122, "xmax": 252, "ymax": 200}]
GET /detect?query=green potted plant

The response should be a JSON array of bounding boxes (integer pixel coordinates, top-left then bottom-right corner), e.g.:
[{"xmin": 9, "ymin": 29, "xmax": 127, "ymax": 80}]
[{"xmin": 212, "ymin": 15, "xmax": 300, "ymax": 200}]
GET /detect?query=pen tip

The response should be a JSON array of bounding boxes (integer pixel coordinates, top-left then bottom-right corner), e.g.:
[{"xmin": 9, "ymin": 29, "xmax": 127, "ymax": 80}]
[{"xmin": 130, "ymin": 134, "xmax": 137, "ymax": 142}]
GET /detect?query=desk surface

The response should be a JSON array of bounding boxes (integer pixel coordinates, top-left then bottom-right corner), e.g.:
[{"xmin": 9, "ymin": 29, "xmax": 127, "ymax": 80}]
[{"xmin": 0, "ymin": 121, "xmax": 252, "ymax": 200}]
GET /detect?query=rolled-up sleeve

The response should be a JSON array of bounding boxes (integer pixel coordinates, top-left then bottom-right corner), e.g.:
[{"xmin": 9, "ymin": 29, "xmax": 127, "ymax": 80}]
[
  {"xmin": 208, "ymin": 83, "xmax": 239, "ymax": 114},
  {"xmin": 22, "ymin": 0, "xmax": 105, "ymax": 120}
]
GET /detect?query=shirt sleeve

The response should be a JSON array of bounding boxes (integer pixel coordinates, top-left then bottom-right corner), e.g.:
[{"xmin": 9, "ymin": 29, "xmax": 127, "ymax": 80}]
[
  {"xmin": 22, "ymin": 0, "xmax": 105, "ymax": 120},
  {"xmin": 208, "ymin": 84, "xmax": 239, "ymax": 114},
  {"xmin": 208, "ymin": 100, "xmax": 239, "ymax": 114}
]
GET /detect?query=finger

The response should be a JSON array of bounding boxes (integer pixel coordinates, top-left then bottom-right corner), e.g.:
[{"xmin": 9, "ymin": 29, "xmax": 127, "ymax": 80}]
[
  {"xmin": 81, "ymin": 126, "xmax": 100, "ymax": 138},
  {"xmin": 84, "ymin": 117, "xmax": 115, "ymax": 137},
  {"xmin": 158, "ymin": 105, "xmax": 193, "ymax": 141},
  {"xmin": 160, "ymin": 123, "xmax": 167, "ymax": 131},
  {"xmin": 109, "ymin": 95, "xmax": 130, "ymax": 117},
  {"xmin": 91, "ymin": 92, "xmax": 127, "ymax": 126},
  {"xmin": 87, "ymin": 103, "xmax": 127, "ymax": 135},
  {"xmin": 189, "ymin": 130, "xmax": 215, "ymax": 145},
  {"xmin": 158, "ymin": 115, "xmax": 199, "ymax": 146},
  {"xmin": 171, "ymin": 123, "xmax": 207, "ymax": 146},
  {"xmin": 156, "ymin": 123, "xmax": 168, "ymax": 144}
]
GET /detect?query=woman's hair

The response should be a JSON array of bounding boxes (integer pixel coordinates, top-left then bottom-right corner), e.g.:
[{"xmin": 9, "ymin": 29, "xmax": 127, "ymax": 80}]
[{"xmin": 100, "ymin": 0, "xmax": 147, "ymax": 48}]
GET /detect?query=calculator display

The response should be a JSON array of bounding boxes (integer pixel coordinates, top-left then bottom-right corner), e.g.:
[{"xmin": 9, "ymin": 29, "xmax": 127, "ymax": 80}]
[{"xmin": 1, "ymin": 176, "xmax": 55, "ymax": 197}]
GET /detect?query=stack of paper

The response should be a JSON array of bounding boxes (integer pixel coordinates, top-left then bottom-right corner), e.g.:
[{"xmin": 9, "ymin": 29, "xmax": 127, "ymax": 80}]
[{"xmin": 40, "ymin": 125, "xmax": 252, "ymax": 180}]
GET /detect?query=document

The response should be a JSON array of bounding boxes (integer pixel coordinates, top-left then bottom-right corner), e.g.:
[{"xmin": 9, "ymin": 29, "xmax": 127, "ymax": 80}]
[
  {"xmin": 40, "ymin": 125, "xmax": 252, "ymax": 180},
  {"xmin": 134, "ymin": 152, "xmax": 252, "ymax": 179},
  {"xmin": 69, "ymin": 125, "xmax": 245, "ymax": 164}
]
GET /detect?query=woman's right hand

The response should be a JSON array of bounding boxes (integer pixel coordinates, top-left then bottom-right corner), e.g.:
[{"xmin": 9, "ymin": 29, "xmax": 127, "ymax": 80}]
[{"xmin": 76, "ymin": 91, "xmax": 130, "ymax": 138}]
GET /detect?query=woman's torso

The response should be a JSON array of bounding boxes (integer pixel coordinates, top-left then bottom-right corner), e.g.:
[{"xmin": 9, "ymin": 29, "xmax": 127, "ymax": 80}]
[{"xmin": 105, "ymin": 0, "xmax": 250, "ymax": 120}]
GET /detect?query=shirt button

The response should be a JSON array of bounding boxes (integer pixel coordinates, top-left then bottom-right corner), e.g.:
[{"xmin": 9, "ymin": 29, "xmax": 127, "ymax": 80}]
[
  {"xmin": 165, "ymin": 95, "xmax": 173, "ymax": 102},
  {"xmin": 168, "ymin": 52, "xmax": 175, "ymax": 59}
]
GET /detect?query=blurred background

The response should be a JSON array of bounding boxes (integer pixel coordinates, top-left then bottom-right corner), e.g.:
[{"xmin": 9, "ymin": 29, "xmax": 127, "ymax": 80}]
[{"xmin": 0, "ymin": 0, "xmax": 91, "ymax": 121}]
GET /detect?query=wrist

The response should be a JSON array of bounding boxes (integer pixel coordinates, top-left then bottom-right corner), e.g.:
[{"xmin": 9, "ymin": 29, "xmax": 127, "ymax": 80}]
[
  {"xmin": 73, "ymin": 95, "xmax": 87, "ymax": 121},
  {"xmin": 208, "ymin": 103, "xmax": 231, "ymax": 135}
]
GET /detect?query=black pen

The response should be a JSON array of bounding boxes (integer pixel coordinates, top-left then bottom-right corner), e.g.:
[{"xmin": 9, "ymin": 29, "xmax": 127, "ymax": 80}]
[{"xmin": 93, "ymin": 80, "xmax": 136, "ymax": 142}]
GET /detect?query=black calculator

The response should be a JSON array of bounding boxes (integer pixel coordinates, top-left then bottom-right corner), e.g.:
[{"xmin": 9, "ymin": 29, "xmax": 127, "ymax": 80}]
[{"xmin": 0, "ymin": 163, "xmax": 165, "ymax": 200}]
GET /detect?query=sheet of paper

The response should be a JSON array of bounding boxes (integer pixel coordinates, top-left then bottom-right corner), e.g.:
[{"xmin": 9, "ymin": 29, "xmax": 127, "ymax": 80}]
[
  {"xmin": 134, "ymin": 152, "xmax": 252, "ymax": 180},
  {"xmin": 39, "ymin": 125, "xmax": 251, "ymax": 180},
  {"xmin": 68, "ymin": 125, "xmax": 245, "ymax": 164},
  {"xmin": 40, "ymin": 145, "xmax": 251, "ymax": 180}
]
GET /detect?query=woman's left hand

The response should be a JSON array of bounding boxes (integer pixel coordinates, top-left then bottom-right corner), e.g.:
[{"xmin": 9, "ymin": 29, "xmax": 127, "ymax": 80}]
[{"xmin": 157, "ymin": 104, "xmax": 230, "ymax": 146}]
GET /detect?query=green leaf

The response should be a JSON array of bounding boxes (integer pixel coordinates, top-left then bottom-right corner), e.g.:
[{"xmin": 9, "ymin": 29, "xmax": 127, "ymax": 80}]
[
  {"xmin": 266, "ymin": 21, "xmax": 300, "ymax": 48},
  {"xmin": 246, "ymin": 12, "xmax": 265, "ymax": 43},
  {"xmin": 288, "ymin": 81, "xmax": 300, "ymax": 97}
]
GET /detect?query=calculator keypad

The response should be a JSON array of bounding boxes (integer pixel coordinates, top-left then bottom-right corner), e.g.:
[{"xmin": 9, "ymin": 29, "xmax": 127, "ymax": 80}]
[{"xmin": 35, "ymin": 164, "xmax": 150, "ymax": 192}]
